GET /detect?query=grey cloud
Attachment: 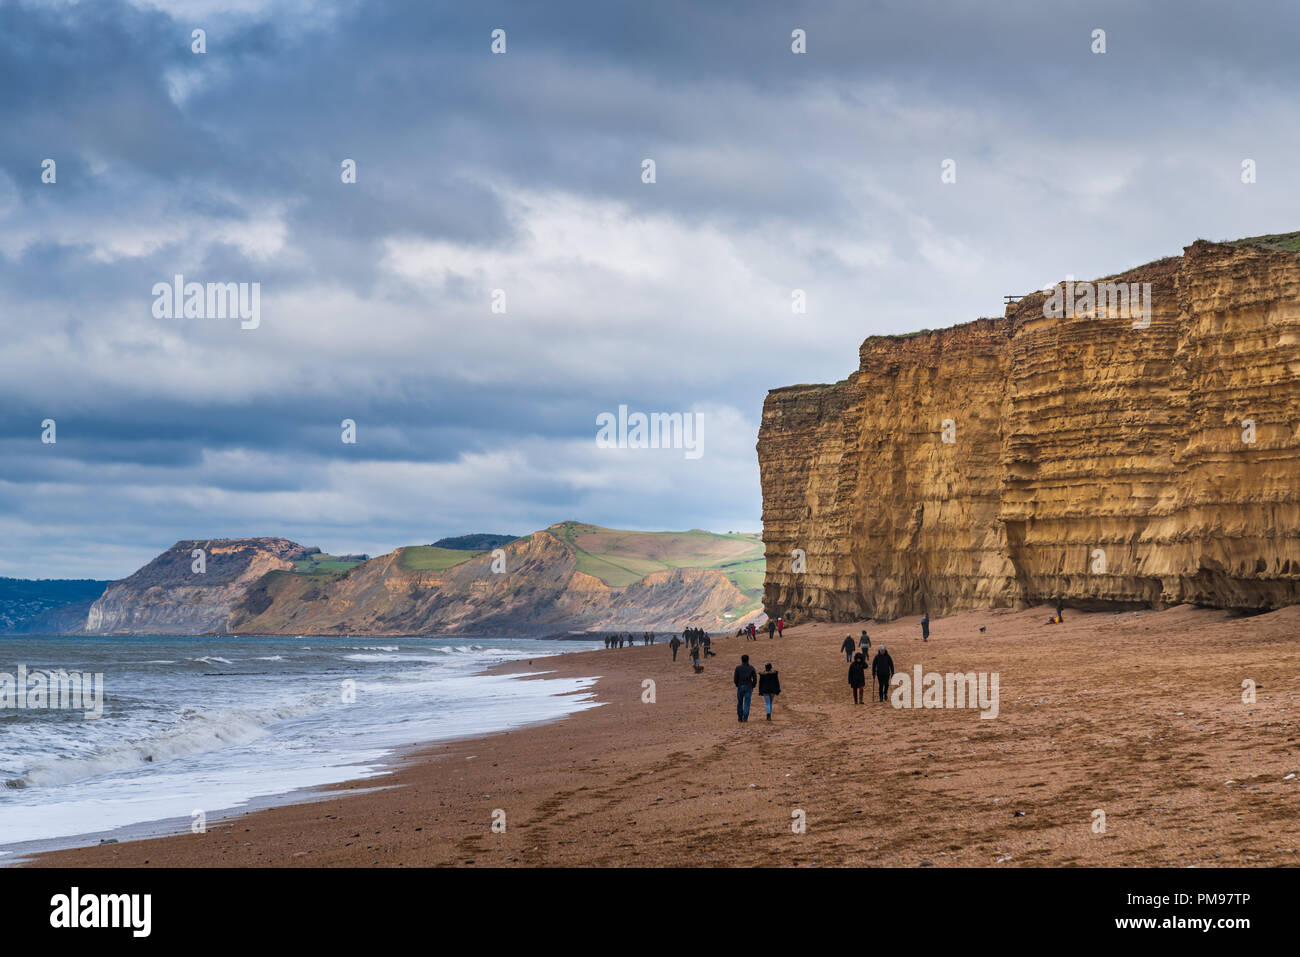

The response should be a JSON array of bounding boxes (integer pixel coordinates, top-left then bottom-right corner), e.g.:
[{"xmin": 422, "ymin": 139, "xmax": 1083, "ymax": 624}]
[{"xmin": 2, "ymin": 0, "xmax": 1298, "ymax": 576}]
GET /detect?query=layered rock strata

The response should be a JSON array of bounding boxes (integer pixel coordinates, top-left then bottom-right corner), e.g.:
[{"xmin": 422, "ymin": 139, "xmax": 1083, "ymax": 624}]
[{"xmin": 758, "ymin": 240, "xmax": 1300, "ymax": 621}]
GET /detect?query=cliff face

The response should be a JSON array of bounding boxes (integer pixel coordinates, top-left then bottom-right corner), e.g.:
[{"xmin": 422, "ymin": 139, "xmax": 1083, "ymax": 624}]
[
  {"xmin": 758, "ymin": 240, "xmax": 1300, "ymax": 622},
  {"xmin": 228, "ymin": 529, "xmax": 757, "ymax": 636},
  {"xmin": 88, "ymin": 527, "xmax": 760, "ymax": 636},
  {"xmin": 86, "ymin": 538, "xmax": 306, "ymax": 634}
]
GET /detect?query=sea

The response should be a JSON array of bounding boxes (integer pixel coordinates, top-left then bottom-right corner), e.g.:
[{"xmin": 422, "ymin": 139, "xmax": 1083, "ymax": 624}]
[{"xmin": 0, "ymin": 634, "xmax": 603, "ymax": 861}]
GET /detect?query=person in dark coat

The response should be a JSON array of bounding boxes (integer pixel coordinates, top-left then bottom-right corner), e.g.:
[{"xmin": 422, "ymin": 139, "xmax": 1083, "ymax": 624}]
[
  {"xmin": 841, "ymin": 634, "xmax": 855, "ymax": 662},
  {"xmin": 734, "ymin": 654, "xmax": 758, "ymax": 722},
  {"xmin": 920, "ymin": 614, "xmax": 930, "ymax": 642},
  {"xmin": 670, "ymin": 634, "xmax": 681, "ymax": 661},
  {"xmin": 1056, "ymin": 597, "xmax": 1064, "ymax": 621},
  {"xmin": 757, "ymin": 663, "xmax": 781, "ymax": 720},
  {"xmin": 848, "ymin": 651, "xmax": 867, "ymax": 704},
  {"xmin": 872, "ymin": 645, "xmax": 895, "ymax": 702},
  {"xmin": 767, "ymin": 619, "xmax": 776, "ymax": 639},
  {"xmin": 860, "ymin": 630, "xmax": 871, "ymax": 659}
]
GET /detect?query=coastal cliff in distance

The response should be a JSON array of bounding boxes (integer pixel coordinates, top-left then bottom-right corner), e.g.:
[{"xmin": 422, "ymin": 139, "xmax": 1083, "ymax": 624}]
[
  {"xmin": 85, "ymin": 523, "xmax": 764, "ymax": 636},
  {"xmin": 758, "ymin": 236, "xmax": 1300, "ymax": 623},
  {"xmin": 86, "ymin": 538, "xmax": 307, "ymax": 634}
]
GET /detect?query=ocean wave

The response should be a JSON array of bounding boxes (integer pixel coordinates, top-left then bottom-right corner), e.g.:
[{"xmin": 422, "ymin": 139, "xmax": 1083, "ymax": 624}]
[
  {"xmin": 424, "ymin": 644, "xmax": 507, "ymax": 656},
  {"xmin": 341, "ymin": 646, "xmax": 515, "ymax": 663},
  {"xmin": 253, "ymin": 656, "xmax": 285, "ymax": 662},
  {"xmin": 6, "ymin": 692, "xmax": 340, "ymax": 790},
  {"xmin": 190, "ymin": 656, "xmax": 232, "ymax": 665}
]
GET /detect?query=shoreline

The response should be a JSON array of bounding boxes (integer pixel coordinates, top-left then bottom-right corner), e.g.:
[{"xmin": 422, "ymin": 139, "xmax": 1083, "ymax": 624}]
[
  {"xmin": 0, "ymin": 781, "xmax": 399, "ymax": 867},
  {"xmin": 25, "ymin": 605, "xmax": 1300, "ymax": 867},
  {"xmin": 2, "ymin": 645, "xmax": 606, "ymax": 864}
]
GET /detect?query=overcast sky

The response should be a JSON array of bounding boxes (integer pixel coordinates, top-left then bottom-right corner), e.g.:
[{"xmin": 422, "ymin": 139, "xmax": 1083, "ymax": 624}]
[{"xmin": 3, "ymin": 0, "xmax": 1299, "ymax": 578}]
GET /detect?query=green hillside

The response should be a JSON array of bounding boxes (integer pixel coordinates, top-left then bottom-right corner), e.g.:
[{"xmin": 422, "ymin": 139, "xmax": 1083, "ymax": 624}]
[
  {"xmin": 1224, "ymin": 231, "xmax": 1300, "ymax": 253},
  {"xmin": 432, "ymin": 533, "xmax": 517, "ymax": 550},
  {"xmin": 291, "ymin": 552, "xmax": 368, "ymax": 576},
  {"xmin": 283, "ymin": 525, "xmax": 766, "ymax": 615},
  {"xmin": 545, "ymin": 521, "xmax": 765, "ymax": 595},
  {"xmin": 396, "ymin": 545, "xmax": 487, "ymax": 571},
  {"xmin": 0, "ymin": 577, "xmax": 111, "ymax": 634}
]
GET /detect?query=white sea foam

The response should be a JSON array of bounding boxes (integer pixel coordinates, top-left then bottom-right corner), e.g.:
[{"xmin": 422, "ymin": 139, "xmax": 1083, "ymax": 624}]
[
  {"xmin": 10, "ymin": 693, "xmax": 337, "ymax": 789},
  {"xmin": 0, "ymin": 634, "xmax": 604, "ymax": 848}
]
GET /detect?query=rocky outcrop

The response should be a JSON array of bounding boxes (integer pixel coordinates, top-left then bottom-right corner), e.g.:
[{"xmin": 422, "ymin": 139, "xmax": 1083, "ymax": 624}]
[
  {"xmin": 758, "ymin": 239, "xmax": 1300, "ymax": 622},
  {"xmin": 86, "ymin": 538, "xmax": 307, "ymax": 634},
  {"xmin": 228, "ymin": 529, "xmax": 757, "ymax": 636},
  {"xmin": 88, "ymin": 527, "xmax": 760, "ymax": 636}
]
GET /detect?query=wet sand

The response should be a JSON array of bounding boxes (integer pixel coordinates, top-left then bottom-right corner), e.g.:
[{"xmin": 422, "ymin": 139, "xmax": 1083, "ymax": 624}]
[{"xmin": 27, "ymin": 605, "xmax": 1300, "ymax": 867}]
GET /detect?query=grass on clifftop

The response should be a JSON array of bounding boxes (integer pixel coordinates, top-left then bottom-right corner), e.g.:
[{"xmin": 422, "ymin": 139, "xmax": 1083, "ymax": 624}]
[
  {"xmin": 290, "ymin": 554, "xmax": 366, "ymax": 575},
  {"xmin": 396, "ymin": 545, "xmax": 485, "ymax": 571},
  {"xmin": 546, "ymin": 521, "xmax": 766, "ymax": 596},
  {"xmin": 1225, "ymin": 231, "xmax": 1300, "ymax": 252}
]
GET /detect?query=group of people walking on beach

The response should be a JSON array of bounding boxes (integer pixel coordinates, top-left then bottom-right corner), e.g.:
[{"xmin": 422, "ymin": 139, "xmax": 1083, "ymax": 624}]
[
  {"xmin": 840, "ymin": 629, "xmax": 893, "ymax": 703},
  {"xmin": 671, "ymin": 627, "xmax": 713, "ymax": 671},
  {"xmin": 604, "ymin": 632, "xmax": 655, "ymax": 649},
  {"xmin": 731, "ymin": 616, "xmax": 785, "ymax": 640},
  {"xmin": 663, "ymin": 610, "xmax": 973, "ymax": 721}
]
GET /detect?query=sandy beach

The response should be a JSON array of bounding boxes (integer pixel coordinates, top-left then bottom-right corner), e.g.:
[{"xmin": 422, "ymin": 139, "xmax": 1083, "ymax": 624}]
[{"xmin": 27, "ymin": 604, "xmax": 1300, "ymax": 868}]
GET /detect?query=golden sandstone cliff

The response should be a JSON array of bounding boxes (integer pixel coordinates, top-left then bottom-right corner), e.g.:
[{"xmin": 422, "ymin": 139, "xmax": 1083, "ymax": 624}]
[{"xmin": 758, "ymin": 238, "xmax": 1300, "ymax": 623}]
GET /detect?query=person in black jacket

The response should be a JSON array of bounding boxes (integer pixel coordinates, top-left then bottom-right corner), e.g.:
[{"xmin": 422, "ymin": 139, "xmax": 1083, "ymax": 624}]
[
  {"xmin": 848, "ymin": 652, "xmax": 867, "ymax": 704},
  {"xmin": 841, "ymin": 634, "xmax": 855, "ymax": 662},
  {"xmin": 872, "ymin": 645, "xmax": 895, "ymax": 702},
  {"xmin": 734, "ymin": 654, "xmax": 758, "ymax": 722},
  {"xmin": 757, "ymin": 662, "xmax": 781, "ymax": 720}
]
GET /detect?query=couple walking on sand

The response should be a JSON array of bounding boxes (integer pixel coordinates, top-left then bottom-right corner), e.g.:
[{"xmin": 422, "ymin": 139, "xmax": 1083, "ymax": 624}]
[
  {"xmin": 849, "ymin": 645, "xmax": 894, "ymax": 704},
  {"xmin": 733, "ymin": 654, "xmax": 780, "ymax": 722},
  {"xmin": 841, "ymin": 629, "xmax": 872, "ymax": 662}
]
